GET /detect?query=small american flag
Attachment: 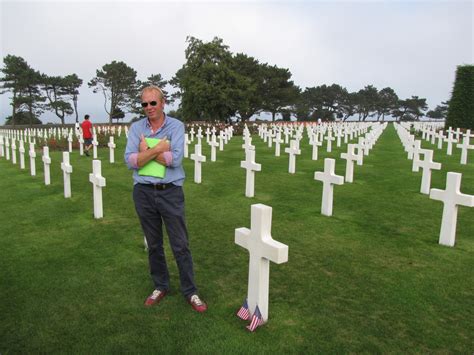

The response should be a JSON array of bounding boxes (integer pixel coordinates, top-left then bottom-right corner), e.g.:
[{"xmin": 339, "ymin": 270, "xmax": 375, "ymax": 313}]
[
  {"xmin": 246, "ymin": 305, "xmax": 264, "ymax": 332},
  {"xmin": 237, "ymin": 298, "xmax": 250, "ymax": 320}
]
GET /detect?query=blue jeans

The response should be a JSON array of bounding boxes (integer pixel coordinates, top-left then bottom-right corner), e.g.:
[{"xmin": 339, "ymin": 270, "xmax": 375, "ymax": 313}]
[{"xmin": 133, "ymin": 183, "xmax": 197, "ymax": 298}]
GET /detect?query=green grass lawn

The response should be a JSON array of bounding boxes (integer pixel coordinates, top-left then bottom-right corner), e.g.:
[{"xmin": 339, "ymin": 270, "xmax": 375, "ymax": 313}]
[{"xmin": 0, "ymin": 123, "xmax": 473, "ymax": 353}]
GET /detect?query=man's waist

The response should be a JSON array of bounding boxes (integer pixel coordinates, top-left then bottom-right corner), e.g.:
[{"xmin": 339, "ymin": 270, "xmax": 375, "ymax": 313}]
[{"xmin": 137, "ymin": 182, "xmax": 176, "ymax": 190}]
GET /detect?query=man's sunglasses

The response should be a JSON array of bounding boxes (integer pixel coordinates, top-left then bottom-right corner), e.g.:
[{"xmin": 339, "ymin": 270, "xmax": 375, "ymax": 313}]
[{"xmin": 141, "ymin": 101, "xmax": 158, "ymax": 108}]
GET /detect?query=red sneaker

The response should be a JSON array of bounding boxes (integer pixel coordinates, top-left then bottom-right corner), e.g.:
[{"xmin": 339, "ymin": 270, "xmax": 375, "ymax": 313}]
[
  {"xmin": 144, "ymin": 289, "xmax": 167, "ymax": 307},
  {"xmin": 188, "ymin": 294, "xmax": 207, "ymax": 313}
]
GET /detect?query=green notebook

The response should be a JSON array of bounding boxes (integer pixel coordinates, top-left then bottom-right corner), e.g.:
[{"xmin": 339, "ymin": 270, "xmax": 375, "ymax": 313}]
[{"xmin": 138, "ymin": 138, "xmax": 167, "ymax": 178}]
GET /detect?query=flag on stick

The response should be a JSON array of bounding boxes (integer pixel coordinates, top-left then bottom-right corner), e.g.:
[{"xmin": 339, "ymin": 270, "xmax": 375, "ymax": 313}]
[
  {"xmin": 237, "ymin": 298, "xmax": 250, "ymax": 320},
  {"xmin": 246, "ymin": 305, "xmax": 264, "ymax": 332}
]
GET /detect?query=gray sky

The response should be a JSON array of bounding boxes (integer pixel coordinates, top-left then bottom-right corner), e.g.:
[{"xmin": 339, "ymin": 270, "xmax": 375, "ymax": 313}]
[{"xmin": 1, "ymin": 0, "xmax": 473, "ymax": 124}]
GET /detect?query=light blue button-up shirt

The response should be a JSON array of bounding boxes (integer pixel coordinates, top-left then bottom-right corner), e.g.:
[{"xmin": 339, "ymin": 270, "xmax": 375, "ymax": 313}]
[{"xmin": 124, "ymin": 115, "xmax": 185, "ymax": 186}]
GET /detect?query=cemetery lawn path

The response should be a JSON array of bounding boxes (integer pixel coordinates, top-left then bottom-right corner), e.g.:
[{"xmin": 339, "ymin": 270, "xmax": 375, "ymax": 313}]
[{"xmin": 0, "ymin": 123, "xmax": 473, "ymax": 353}]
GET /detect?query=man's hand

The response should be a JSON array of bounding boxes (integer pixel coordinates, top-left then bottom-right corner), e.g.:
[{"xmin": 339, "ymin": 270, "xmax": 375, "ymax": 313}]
[
  {"xmin": 152, "ymin": 137, "xmax": 170, "ymax": 154},
  {"xmin": 139, "ymin": 134, "xmax": 149, "ymax": 152}
]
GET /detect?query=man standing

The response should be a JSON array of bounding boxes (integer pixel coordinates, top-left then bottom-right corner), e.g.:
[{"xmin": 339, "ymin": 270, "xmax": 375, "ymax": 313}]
[
  {"xmin": 81, "ymin": 114, "xmax": 93, "ymax": 156},
  {"xmin": 124, "ymin": 85, "xmax": 207, "ymax": 312}
]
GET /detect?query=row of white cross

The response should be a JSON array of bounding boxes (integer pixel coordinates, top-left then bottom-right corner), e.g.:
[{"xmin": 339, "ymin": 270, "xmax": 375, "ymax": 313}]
[{"xmin": 395, "ymin": 123, "xmax": 474, "ymax": 247}]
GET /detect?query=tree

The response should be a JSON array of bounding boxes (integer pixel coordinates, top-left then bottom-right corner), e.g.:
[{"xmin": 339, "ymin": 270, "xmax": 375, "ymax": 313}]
[
  {"xmin": 374, "ymin": 87, "xmax": 398, "ymax": 121},
  {"xmin": 88, "ymin": 60, "xmax": 138, "ymax": 124},
  {"xmin": 132, "ymin": 73, "xmax": 169, "ymax": 116},
  {"xmin": 230, "ymin": 53, "xmax": 263, "ymax": 122},
  {"xmin": 5, "ymin": 111, "xmax": 42, "ymax": 125},
  {"xmin": 260, "ymin": 64, "xmax": 299, "ymax": 121},
  {"xmin": 0, "ymin": 55, "xmax": 44, "ymax": 126},
  {"xmin": 172, "ymin": 36, "xmax": 244, "ymax": 122},
  {"xmin": 446, "ymin": 65, "xmax": 474, "ymax": 129},
  {"xmin": 42, "ymin": 75, "xmax": 74, "ymax": 125},
  {"xmin": 339, "ymin": 91, "xmax": 358, "ymax": 121},
  {"xmin": 63, "ymin": 74, "xmax": 83, "ymax": 123},
  {"xmin": 355, "ymin": 85, "xmax": 378, "ymax": 121},
  {"xmin": 392, "ymin": 96, "xmax": 428, "ymax": 121},
  {"xmin": 427, "ymin": 101, "xmax": 449, "ymax": 120}
]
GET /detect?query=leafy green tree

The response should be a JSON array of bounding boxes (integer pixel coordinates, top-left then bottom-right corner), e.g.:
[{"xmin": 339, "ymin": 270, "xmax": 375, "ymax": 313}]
[
  {"xmin": 0, "ymin": 55, "xmax": 44, "ymax": 125},
  {"xmin": 42, "ymin": 75, "xmax": 74, "ymax": 125},
  {"xmin": 355, "ymin": 85, "xmax": 378, "ymax": 121},
  {"xmin": 260, "ymin": 64, "xmax": 299, "ymax": 121},
  {"xmin": 63, "ymin": 74, "xmax": 83, "ymax": 123},
  {"xmin": 446, "ymin": 65, "xmax": 474, "ymax": 129},
  {"xmin": 427, "ymin": 101, "xmax": 449, "ymax": 119},
  {"xmin": 172, "ymin": 36, "xmax": 243, "ymax": 122},
  {"xmin": 5, "ymin": 111, "xmax": 42, "ymax": 125},
  {"xmin": 88, "ymin": 60, "xmax": 138, "ymax": 124},
  {"xmin": 230, "ymin": 53, "xmax": 262, "ymax": 122},
  {"xmin": 375, "ymin": 87, "xmax": 398, "ymax": 121},
  {"xmin": 339, "ymin": 91, "xmax": 358, "ymax": 121},
  {"xmin": 392, "ymin": 96, "xmax": 428, "ymax": 121}
]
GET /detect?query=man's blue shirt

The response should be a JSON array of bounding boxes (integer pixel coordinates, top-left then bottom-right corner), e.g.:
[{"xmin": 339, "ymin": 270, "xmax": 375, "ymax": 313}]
[{"xmin": 124, "ymin": 115, "xmax": 185, "ymax": 186}]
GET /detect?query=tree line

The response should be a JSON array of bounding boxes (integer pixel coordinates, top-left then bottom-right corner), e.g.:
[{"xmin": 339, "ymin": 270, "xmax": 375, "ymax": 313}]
[{"xmin": 1, "ymin": 36, "xmax": 450, "ymax": 126}]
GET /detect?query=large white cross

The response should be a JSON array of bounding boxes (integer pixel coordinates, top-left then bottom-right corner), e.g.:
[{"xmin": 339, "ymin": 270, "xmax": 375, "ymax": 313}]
[
  {"xmin": 89, "ymin": 160, "xmax": 106, "ymax": 219},
  {"xmin": 107, "ymin": 136, "xmax": 116, "ymax": 163},
  {"xmin": 190, "ymin": 144, "xmax": 206, "ymax": 184},
  {"xmin": 411, "ymin": 140, "xmax": 422, "ymax": 172},
  {"xmin": 61, "ymin": 151, "xmax": 73, "ymax": 198},
  {"xmin": 413, "ymin": 149, "xmax": 441, "ymax": 194},
  {"xmin": 285, "ymin": 140, "xmax": 301, "ymax": 174},
  {"xmin": 42, "ymin": 146, "xmax": 51, "ymax": 185},
  {"xmin": 456, "ymin": 134, "xmax": 474, "ymax": 165},
  {"xmin": 430, "ymin": 172, "xmax": 474, "ymax": 247},
  {"xmin": 314, "ymin": 158, "xmax": 345, "ymax": 216},
  {"xmin": 340, "ymin": 143, "xmax": 363, "ymax": 183},
  {"xmin": 240, "ymin": 149, "xmax": 261, "ymax": 198},
  {"xmin": 310, "ymin": 133, "xmax": 322, "ymax": 161},
  {"xmin": 235, "ymin": 204, "xmax": 289, "ymax": 323}
]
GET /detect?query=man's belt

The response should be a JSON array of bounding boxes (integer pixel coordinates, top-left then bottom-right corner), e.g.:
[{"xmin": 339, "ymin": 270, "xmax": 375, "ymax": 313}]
[{"xmin": 138, "ymin": 183, "xmax": 175, "ymax": 190}]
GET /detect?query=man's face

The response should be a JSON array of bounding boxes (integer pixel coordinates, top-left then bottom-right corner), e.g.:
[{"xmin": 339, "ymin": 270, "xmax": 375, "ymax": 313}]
[{"xmin": 141, "ymin": 90, "xmax": 165, "ymax": 121}]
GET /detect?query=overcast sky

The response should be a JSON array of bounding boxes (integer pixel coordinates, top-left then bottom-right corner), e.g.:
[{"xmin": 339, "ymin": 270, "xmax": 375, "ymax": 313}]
[{"xmin": 0, "ymin": 0, "xmax": 472, "ymax": 124}]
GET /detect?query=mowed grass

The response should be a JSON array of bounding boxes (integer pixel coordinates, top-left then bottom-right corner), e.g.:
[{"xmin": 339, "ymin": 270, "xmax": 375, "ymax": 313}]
[{"xmin": 0, "ymin": 123, "xmax": 473, "ymax": 353}]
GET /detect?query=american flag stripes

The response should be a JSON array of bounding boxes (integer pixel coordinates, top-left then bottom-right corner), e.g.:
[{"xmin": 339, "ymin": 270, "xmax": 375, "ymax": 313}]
[
  {"xmin": 236, "ymin": 298, "xmax": 250, "ymax": 320},
  {"xmin": 246, "ymin": 305, "xmax": 264, "ymax": 332}
]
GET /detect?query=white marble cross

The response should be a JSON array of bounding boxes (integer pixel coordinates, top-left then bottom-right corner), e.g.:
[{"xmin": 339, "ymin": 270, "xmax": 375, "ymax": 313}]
[
  {"xmin": 242, "ymin": 135, "xmax": 254, "ymax": 152},
  {"xmin": 0, "ymin": 135, "xmax": 4, "ymax": 157},
  {"xmin": 273, "ymin": 132, "xmax": 283, "ymax": 157},
  {"xmin": 437, "ymin": 130, "xmax": 444, "ymax": 150},
  {"xmin": 325, "ymin": 131, "xmax": 335, "ymax": 152},
  {"xmin": 11, "ymin": 139, "xmax": 17, "ymax": 164},
  {"xmin": 184, "ymin": 133, "xmax": 190, "ymax": 158},
  {"xmin": 209, "ymin": 134, "xmax": 219, "ymax": 162},
  {"xmin": 456, "ymin": 134, "xmax": 474, "ymax": 165},
  {"xmin": 89, "ymin": 160, "xmax": 106, "ymax": 219},
  {"xmin": 430, "ymin": 172, "xmax": 474, "ymax": 246},
  {"xmin": 18, "ymin": 140, "xmax": 26, "ymax": 169},
  {"xmin": 414, "ymin": 149, "xmax": 441, "ymax": 194},
  {"xmin": 67, "ymin": 133, "xmax": 73, "ymax": 153},
  {"xmin": 310, "ymin": 134, "xmax": 322, "ymax": 161},
  {"xmin": 285, "ymin": 140, "xmax": 301, "ymax": 174},
  {"xmin": 411, "ymin": 140, "xmax": 422, "ymax": 172},
  {"xmin": 61, "ymin": 151, "xmax": 73, "ymax": 198},
  {"xmin": 314, "ymin": 158, "xmax": 345, "ymax": 216},
  {"xmin": 29, "ymin": 142, "xmax": 36, "ymax": 176},
  {"xmin": 92, "ymin": 134, "xmax": 99, "ymax": 159},
  {"xmin": 42, "ymin": 146, "xmax": 51, "ymax": 185},
  {"xmin": 107, "ymin": 136, "xmax": 116, "ymax": 163},
  {"xmin": 444, "ymin": 132, "xmax": 457, "ymax": 156},
  {"xmin": 235, "ymin": 203, "xmax": 289, "ymax": 323},
  {"xmin": 340, "ymin": 143, "xmax": 363, "ymax": 183},
  {"xmin": 240, "ymin": 149, "xmax": 262, "ymax": 198},
  {"xmin": 196, "ymin": 128, "xmax": 203, "ymax": 146},
  {"xmin": 190, "ymin": 144, "xmax": 206, "ymax": 184},
  {"xmin": 78, "ymin": 134, "xmax": 84, "ymax": 156}
]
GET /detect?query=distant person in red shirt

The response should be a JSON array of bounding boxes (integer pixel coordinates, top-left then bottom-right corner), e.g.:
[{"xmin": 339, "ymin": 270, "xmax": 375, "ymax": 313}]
[{"xmin": 81, "ymin": 114, "xmax": 93, "ymax": 156}]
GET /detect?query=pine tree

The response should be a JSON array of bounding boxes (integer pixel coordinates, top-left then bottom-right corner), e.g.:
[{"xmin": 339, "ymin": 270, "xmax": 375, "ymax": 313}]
[{"xmin": 446, "ymin": 65, "xmax": 474, "ymax": 129}]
